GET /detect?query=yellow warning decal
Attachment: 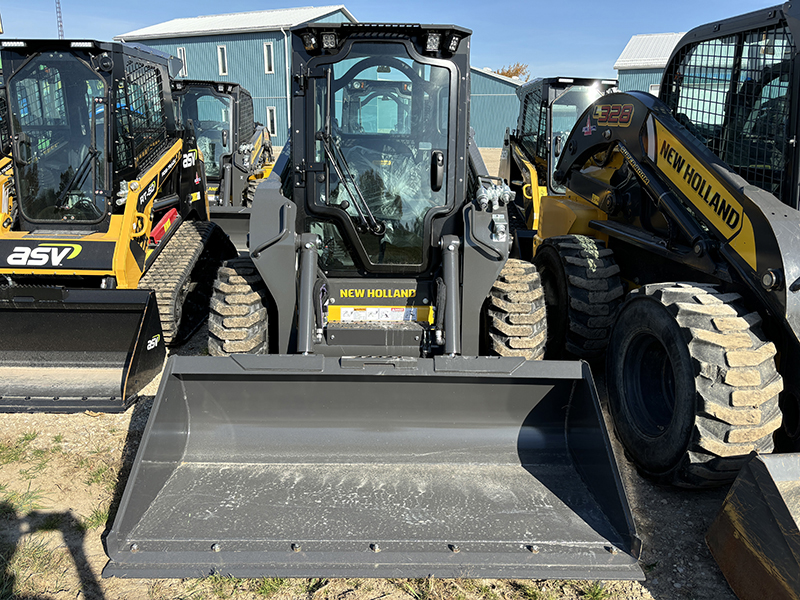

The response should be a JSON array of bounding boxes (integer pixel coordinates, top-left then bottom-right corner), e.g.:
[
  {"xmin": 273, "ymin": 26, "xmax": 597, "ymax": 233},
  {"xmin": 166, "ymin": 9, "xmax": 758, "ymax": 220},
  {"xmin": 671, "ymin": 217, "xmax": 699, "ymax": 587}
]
[
  {"xmin": 328, "ymin": 305, "xmax": 434, "ymax": 324},
  {"xmin": 654, "ymin": 120, "xmax": 757, "ymax": 271}
]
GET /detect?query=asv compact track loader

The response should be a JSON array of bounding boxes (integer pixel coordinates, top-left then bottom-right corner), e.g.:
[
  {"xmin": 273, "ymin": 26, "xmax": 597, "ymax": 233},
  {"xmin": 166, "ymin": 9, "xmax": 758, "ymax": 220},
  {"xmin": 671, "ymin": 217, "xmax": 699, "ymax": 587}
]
[
  {"xmin": 172, "ymin": 80, "xmax": 274, "ymax": 249},
  {"xmin": 104, "ymin": 23, "xmax": 642, "ymax": 581},
  {"xmin": 0, "ymin": 40, "xmax": 235, "ymax": 412}
]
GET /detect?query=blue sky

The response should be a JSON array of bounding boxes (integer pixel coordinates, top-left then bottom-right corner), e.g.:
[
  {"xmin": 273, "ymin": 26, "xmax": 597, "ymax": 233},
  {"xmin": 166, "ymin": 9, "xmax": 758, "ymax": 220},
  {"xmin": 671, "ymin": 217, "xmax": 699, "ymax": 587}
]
[{"xmin": 1, "ymin": 1, "xmax": 772, "ymax": 77}]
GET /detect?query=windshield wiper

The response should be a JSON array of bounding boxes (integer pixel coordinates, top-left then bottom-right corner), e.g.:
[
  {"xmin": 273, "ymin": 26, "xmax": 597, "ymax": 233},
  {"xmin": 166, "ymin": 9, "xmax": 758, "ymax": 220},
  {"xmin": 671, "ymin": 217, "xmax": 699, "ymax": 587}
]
[
  {"xmin": 317, "ymin": 131, "xmax": 384, "ymax": 235},
  {"xmin": 55, "ymin": 146, "xmax": 98, "ymax": 208}
]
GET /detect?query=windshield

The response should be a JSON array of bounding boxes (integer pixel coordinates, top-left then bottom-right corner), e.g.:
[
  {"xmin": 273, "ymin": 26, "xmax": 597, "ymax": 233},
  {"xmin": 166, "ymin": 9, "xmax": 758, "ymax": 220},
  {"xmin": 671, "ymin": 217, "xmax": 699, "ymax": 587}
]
[
  {"xmin": 176, "ymin": 88, "xmax": 232, "ymax": 179},
  {"xmin": 551, "ymin": 84, "xmax": 605, "ymax": 193},
  {"xmin": 314, "ymin": 42, "xmax": 451, "ymax": 268},
  {"xmin": 9, "ymin": 52, "xmax": 107, "ymax": 223}
]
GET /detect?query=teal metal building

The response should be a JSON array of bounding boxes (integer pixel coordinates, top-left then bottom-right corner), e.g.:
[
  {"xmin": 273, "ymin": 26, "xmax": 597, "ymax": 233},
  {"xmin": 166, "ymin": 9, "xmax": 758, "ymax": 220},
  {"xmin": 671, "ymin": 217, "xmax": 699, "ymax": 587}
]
[
  {"xmin": 117, "ymin": 7, "xmax": 521, "ymax": 148},
  {"xmin": 469, "ymin": 67, "xmax": 522, "ymax": 148},
  {"xmin": 116, "ymin": 5, "xmax": 357, "ymax": 147},
  {"xmin": 614, "ymin": 32, "xmax": 685, "ymax": 95}
]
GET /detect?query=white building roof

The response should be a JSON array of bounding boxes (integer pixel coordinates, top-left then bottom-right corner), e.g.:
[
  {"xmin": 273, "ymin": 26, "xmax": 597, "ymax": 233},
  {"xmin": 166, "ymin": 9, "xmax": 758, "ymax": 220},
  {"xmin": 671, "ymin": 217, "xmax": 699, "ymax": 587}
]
[
  {"xmin": 473, "ymin": 67, "xmax": 523, "ymax": 86},
  {"xmin": 614, "ymin": 32, "xmax": 686, "ymax": 70},
  {"xmin": 116, "ymin": 5, "xmax": 357, "ymax": 41}
]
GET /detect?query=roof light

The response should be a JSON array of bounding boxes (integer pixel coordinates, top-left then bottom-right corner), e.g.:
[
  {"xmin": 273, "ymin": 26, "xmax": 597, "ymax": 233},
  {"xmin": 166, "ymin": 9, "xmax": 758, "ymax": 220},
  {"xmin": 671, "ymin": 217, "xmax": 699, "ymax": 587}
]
[
  {"xmin": 447, "ymin": 35, "xmax": 460, "ymax": 53},
  {"xmin": 302, "ymin": 33, "xmax": 318, "ymax": 52},
  {"xmin": 321, "ymin": 32, "xmax": 337, "ymax": 49},
  {"xmin": 558, "ymin": 78, "xmax": 574, "ymax": 83},
  {"xmin": 1, "ymin": 41, "xmax": 26, "ymax": 48},
  {"xmin": 425, "ymin": 33, "xmax": 441, "ymax": 53},
  {"xmin": 70, "ymin": 41, "xmax": 94, "ymax": 48},
  {"xmin": 602, "ymin": 80, "xmax": 618, "ymax": 85}
]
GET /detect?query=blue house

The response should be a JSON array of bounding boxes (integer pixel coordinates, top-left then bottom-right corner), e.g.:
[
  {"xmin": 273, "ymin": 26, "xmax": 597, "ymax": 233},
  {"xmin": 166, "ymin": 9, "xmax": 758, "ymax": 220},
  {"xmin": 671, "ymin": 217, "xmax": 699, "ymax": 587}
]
[{"xmin": 115, "ymin": 5, "xmax": 357, "ymax": 147}]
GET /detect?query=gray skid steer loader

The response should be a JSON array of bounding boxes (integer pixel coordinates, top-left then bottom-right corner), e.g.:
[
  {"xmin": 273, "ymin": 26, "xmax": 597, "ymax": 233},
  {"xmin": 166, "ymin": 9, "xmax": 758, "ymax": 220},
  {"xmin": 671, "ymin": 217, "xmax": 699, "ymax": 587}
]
[{"xmin": 104, "ymin": 23, "xmax": 642, "ymax": 580}]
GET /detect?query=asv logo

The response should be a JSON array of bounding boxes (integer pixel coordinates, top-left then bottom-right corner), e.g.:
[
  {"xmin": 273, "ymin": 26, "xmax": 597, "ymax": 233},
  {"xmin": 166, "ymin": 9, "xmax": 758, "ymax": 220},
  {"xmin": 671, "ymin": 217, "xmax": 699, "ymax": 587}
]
[
  {"xmin": 182, "ymin": 152, "xmax": 197, "ymax": 168},
  {"xmin": 146, "ymin": 334, "xmax": 161, "ymax": 351},
  {"xmin": 6, "ymin": 244, "xmax": 82, "ymax": 267}
]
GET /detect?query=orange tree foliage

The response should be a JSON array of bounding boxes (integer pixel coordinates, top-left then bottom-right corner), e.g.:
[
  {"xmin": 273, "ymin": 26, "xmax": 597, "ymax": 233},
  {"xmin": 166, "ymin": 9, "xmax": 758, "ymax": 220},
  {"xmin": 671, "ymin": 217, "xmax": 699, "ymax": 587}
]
[{"xmin": 495, "ymin": 62, "xmax": 530, "ymax": 81}]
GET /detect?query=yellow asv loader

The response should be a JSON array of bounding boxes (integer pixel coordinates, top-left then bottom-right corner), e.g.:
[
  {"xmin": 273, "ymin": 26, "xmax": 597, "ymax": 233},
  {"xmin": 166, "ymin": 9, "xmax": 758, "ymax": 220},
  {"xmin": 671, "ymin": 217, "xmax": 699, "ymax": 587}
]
[
  {"xmin": 524, "ymin": 5, "xmax": 800, "ymax": 598},
  {"xmin": 0, "ymin": 39, "xmax": 235, "ymax": 412},
  {"xmin": 104, "ymin": 23, "xmax": 643, "ymax": 581},
  {"xmin": 172, "ymin": 80, "xmax": 275, "ymax": 249}
]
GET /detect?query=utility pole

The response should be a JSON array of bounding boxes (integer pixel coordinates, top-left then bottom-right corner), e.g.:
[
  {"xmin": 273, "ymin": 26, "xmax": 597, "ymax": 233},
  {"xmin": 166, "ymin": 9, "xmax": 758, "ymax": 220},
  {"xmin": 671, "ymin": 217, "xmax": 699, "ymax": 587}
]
[{"xmin": 55, "ymin": 0, "xmax": 64, "ymax": 39}]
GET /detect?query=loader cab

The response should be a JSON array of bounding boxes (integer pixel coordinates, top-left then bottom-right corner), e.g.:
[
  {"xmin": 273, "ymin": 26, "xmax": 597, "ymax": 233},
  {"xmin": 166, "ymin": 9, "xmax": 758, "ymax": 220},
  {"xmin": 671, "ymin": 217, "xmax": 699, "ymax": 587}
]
[
  {"xmin": 0, "ymin": 40, "xmax": 176, "ymax": 233},
  {"xmin": 291, "ymin": 23, "xmax": 471, "ymax": 276},
  {"xmin": 660, "ymin": 4, "xmax": 800, "ymax": 208},
  {"xmin": 514, "ymin": 77, "xmax": 617, "ymax": 196}
]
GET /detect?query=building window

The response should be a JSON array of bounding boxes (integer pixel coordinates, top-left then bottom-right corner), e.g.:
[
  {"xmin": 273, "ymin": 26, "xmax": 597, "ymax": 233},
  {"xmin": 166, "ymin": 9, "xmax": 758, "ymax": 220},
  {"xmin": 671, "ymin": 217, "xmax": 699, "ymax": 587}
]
[
  {"xmin": 265, "ymin": 106, "xmax": 277, "ymax": 136},
  {"xmin": 264, "ymin": 42, "xmax": 274, "ymax": 74},
  {"xmin": 217, "ymin": 45, "xmax": 228, "ymax": 76},
  {"xmin": 176, "ymin": 47, "xmax": 188, "ymax": 77}
]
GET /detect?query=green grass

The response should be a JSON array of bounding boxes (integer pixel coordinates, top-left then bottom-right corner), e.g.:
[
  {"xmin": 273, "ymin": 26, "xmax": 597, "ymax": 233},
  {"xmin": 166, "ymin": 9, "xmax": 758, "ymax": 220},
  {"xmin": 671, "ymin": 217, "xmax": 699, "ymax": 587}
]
[
  {"xmin": 253, "ymin": 577, "xmax": 290, "ymax": 597},
  {"xmin": 81, "ymin": 505, "xmax": 109, "ymax": 530},
  {"xmin": 580, "ymin": 581, "xmax": 610, "ymax": 600},
  {"xmin": 0, "ymin": 535, "xmax": 69, "ymax": 599},
  {"xmin": 0, "ymin": 484, "xmax": 46, "ymax": 516}
]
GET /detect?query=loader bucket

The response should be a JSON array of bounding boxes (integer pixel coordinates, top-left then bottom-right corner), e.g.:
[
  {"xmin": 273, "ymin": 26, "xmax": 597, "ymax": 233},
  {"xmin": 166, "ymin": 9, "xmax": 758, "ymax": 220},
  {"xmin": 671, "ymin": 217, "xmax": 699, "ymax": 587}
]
[
  {"xmin": 0, "ymin": 287, "xmax": 165, "ymax": 412},
  {"xmin": 706, "ymin": 453, "xmax": 800, "ymax": 600},
  {"xmin": 104, "ymin": 355, "xmax": 643, "ymax": 580},
  {"xmin": 209, "ymin": 205, "xmax": 250, "ymax": 252}
]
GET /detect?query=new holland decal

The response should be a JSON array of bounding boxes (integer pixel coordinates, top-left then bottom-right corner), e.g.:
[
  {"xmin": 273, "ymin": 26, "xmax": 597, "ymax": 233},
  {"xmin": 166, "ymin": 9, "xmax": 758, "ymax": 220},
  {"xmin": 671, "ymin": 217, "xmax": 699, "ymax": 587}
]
[{"xmin": 654, "ymin": 119, "xmax": 757, "ymax": 270}]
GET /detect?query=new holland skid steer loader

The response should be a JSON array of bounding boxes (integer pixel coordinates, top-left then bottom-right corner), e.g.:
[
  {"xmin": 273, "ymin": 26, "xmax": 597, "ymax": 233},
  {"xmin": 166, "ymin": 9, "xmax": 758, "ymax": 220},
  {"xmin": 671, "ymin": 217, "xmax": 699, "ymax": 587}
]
[
  {"xmin": 0, "ymin": 40, "xmax": 235, "ymax": 412},
  {"xmin": 172, "ymin": 80, "xmax": 274, "ymax": 249},
  {"xmin": 498, "ymin": 76, "xmax": 617, "ymax": 258},
  {"xmin": 105, "ymin": 23, "xmax": 642, "ymax": 581}
]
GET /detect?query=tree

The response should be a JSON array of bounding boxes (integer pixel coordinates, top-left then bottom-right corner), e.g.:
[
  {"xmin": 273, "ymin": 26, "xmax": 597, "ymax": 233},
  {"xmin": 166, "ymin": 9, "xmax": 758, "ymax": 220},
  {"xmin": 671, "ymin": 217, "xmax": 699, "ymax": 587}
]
[{"xmin": 495, "ymin": 62, "xmax": 530, "ymax": 81}]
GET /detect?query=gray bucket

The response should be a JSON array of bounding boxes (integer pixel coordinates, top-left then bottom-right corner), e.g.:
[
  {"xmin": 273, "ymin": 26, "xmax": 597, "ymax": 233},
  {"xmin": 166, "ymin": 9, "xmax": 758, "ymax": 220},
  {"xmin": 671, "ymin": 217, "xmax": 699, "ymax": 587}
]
[{"xmin": 104, "ymin": 354, "xmax": 642, "ymax": 580}]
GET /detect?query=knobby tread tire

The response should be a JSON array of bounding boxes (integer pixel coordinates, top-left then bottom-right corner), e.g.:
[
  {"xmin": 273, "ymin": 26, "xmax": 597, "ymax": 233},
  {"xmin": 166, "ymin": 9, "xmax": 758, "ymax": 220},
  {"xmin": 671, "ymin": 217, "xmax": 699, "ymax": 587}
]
[
  {"xmin": 533, "ymin": 234, "xmax": 623, "ymax": 358},
  {"xmin": 138, "ymin": 220, "xmax": 235, "ymax": 345},
  {"xmin": 609, "ymin": 282, "xmax": 783, "ymax": 488},
  {"xmin": 208, "ymin": 256, "xmax": 269, "ymax": 355},
  {"xmin": 486, "ymin": 258, "xmax": 547, "ymax": 360}
]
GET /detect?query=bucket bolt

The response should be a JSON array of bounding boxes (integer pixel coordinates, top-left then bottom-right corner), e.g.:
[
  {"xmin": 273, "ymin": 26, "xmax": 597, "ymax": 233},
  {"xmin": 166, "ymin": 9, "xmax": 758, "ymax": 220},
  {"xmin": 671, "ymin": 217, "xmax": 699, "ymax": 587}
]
[
  {"xmin": 291, "ymin": 543, "xmax": 301, "ymax": 552},
  {"xmin": 370, "ymin": 543, "xmax": 381, "ymax": 553},
  {"xmin": 448, "ymin": 544, "xmax": 460, "ymax": 553},
  {"xmin": 526, "ymin": 545, "xmax": 539, "ymax": 554},
  {"xmin": 211, "ymin": 543, "xmax": 221, "ymax": 552},
  {"xmin": 605, "ymin": 545, "xmax": 619, "ymax": 555},
  {"xmin": 130, "ymin": 543, "xmax": 139, "ymax": 553}
]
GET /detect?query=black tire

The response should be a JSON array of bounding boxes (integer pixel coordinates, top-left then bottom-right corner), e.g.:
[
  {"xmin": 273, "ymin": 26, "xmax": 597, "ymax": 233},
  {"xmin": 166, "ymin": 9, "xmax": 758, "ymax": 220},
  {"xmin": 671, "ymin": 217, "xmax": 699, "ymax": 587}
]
[
  {"xmin": 485, "ymin": 258, "xmax": 547, "ymax": 360},
  {"xmin": 532, "ymin": 235, "xmax": 623, "ymax": 359},
  {"xmin": 607, "ymin": 282, "xmax": 783, "ymax": 488},
  {"xmin": 208, "ymin": 257, "xmax": 269, "ymax": 355}
]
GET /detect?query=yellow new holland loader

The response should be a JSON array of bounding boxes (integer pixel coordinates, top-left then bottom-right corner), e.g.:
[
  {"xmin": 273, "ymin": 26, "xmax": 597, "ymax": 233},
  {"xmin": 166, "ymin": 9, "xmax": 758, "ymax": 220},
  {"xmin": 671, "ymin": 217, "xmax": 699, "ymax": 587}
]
[
  {"xmin": 104, "ymin": 23, "xmax": 643, "ymax": 580},
  {"xmin": 522, "ymin": 4, "xmax": 800, "ymax": 597},
  {"xmin": 0, "ymin": 39, "xmax": 235, "ymax": 412}
]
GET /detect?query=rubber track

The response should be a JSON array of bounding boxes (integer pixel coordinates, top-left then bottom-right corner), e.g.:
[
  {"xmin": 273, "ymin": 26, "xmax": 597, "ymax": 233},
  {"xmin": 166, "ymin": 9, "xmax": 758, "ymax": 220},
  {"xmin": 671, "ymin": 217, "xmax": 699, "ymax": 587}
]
[
  {"xmin": 535, "ymin": 235, "xmax": 623, "ymax": 357},
  {"xmin": 487, "ymin": 258, "xmax": 547, "ymax": 360},
  {"xmin": 208, "ymin": 257, "xmax": 269, "ymax": 355},
  {"xmin": 138, "ymin": 221, "xmax": 226, "ymax": 345},
  {"xmin": 635, "ymin": 282, "xmax": 783, "ymax": 487}
]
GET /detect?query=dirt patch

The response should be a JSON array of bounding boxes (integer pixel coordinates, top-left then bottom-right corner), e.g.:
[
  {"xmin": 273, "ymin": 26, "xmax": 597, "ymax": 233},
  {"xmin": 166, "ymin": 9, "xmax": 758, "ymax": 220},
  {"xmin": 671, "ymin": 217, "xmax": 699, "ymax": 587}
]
[{"xmin": 0, "ymin": 326, "xmax": 738, "ymax": 600}]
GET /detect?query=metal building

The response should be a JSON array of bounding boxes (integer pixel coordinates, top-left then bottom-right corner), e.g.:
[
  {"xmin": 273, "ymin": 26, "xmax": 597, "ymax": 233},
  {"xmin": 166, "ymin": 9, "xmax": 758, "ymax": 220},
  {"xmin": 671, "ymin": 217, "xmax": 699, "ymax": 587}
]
[
  {"xmin": 115, "ymin": 5, "xmax": 357, "ymax": 147},
  {"xmin": 614, "ymin": 32, "xmax": 685, "ymax": 95},
  {"xmin": 470, "ymin": 67, "xmax": 522, "ymax": 147}
]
